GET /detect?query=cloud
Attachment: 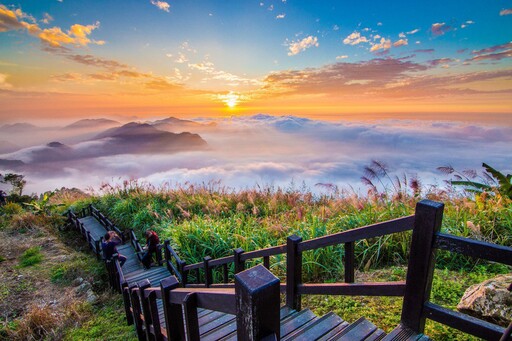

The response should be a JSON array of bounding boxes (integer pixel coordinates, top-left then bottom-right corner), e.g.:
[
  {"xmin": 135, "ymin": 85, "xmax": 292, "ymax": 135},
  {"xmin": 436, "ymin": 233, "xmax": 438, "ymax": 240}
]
[
  {"xmin": 469, "ymin": 42, "xmax": 512, "ymax": 62},
  {"xmin": 0, "ymin": 5, "xmax": 103, "ymax": 47},
  {"xmin": 276, "ymin": 14, "xmax": 285, "ymax": 19},
  {"xmin": 342, "ymin": 31, "xmax": 368, "ymax": 45},
  {"xmin": 499, "ymin": 9, "xmax": 512, "ymax": 16},
  {"xmin": 413, "ymin": 49, "xmax": 435, "ymax": 53},
  {"xmin": 0, "ymin": 73, "xmax": 12, "ymax": 89},
  {"xmin": 428, "ymin": 58, "xmax": 455, "ymax": 66},
  {"xmin": 287, "ymin": 36, "xmax": 319, "ymax": 56},
  {"xmin": 469, "ymin": 50, "xmax": 512, "ymax": 62},
  {"xmin": 66, "ymin": 54, "xmax": 128, "ymax": 70},
  {"xmin": 472, "ymin": 42, "xmax": 512, "ymax": 55},
  {"xmin": 336, "ymin": 55, "xmax": 348, "ymax": 60},
  {"xmin": 41, "ymin": 13, "xmax": 53, "ymax": 24},
  {"xmin": 150, "ymin": 0, "xmax": 170, "ymax": 12},
  {"xmin": 406, "ymin": 29, "xmax": 419, "ymax": 35},
  {"xmin": 370, "ymin": 38, "xmax": 391, "ymax": 52},
  {"xmin": 431, "ymin": 22, "xmax": 452, "ymax": 36},
  {"xmin": 8, "ymin": 115, "xmax": 511, "ymax": 196},
  {"xmin": 393, "ymin": 39, "xmax": 408, "ymax": 47}
]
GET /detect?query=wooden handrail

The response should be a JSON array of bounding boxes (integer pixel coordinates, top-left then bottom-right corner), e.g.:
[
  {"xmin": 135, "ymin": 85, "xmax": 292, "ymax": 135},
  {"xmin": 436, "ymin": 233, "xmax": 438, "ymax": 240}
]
[{"xmin": 298, "ymin": 215, "xmax": 415, "ymax": 252}]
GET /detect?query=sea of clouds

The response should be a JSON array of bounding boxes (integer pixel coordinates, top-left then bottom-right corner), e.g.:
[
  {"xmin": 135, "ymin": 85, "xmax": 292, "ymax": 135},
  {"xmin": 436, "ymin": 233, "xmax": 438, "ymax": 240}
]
[{"xmin": 1, "ymin": 114, "xmax": 511, "ymax": 195}]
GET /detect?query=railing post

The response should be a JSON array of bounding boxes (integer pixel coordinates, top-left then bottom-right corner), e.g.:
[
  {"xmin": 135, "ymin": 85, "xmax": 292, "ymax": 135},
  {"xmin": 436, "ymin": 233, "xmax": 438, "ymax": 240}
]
[
  {"xmin": 164, "ymin": 240, "xmax": 171, "ymax": 273},
  {"xmin": 179, "ymin": 261, "xmax": 188, "ymax": 287},
  {"xmin": 223, "ymin": 264, "xmax": 229, "ymax": 284},
  {"xmin": 137, "ymin": 279, "xmax": 152, "ymax": 341},
  {"xmin": 286, "ymin": 234, "xmax": 302, "ymax": 310},
  {"xmin": 129, "ymin": 283, "xmax": 145, "ymax": 340},
  {"xmin": 156, "ymin": 244, "xmax": 163, "ymax": 266},
  {"xmin": 234, "ymin": 248, "xmax": 245, "ymax": 273},
  {"xmin": 235, "ymin": 264, "xmax": 280, "ymax": 340},
  {"xmin": 203, "ymin": 256, "xmax": 213, "ymax": 288},
  {"xmin": 148, "ymin": 290, "xmax": 163, "ymax": 341},
  {"xmin": 400, "ymin": 200, "xmax": 444, "ymax": 333},
  {"xmin": 122, "ymin": 282, "xmax": 133, "ymax": 325},
  {"xmin": 160, "ymin": 277, "xmax": 183, "ymax": 340},
  {"xmin": 183, "ymin": 293, "xmax": 200, "ymax": 341},
  {"xmin": 344, "ymin": 241, "xmax": 355, "ymax": 283},
  {"xmin": 95, "ymin": 240, "xmax": 101, "ymax": 260}
]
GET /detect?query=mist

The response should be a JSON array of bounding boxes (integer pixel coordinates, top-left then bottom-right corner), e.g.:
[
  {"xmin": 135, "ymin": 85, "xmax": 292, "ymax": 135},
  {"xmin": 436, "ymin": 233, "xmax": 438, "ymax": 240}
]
[{"xmin": 0, "ymin": 115, "xmax": 510, "ymax": 195}]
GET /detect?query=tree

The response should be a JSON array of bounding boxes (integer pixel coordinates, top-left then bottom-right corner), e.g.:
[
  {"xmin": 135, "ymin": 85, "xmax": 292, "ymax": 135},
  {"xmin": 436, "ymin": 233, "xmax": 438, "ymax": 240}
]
[{"xmin": 0, "ymin": 173, "xmax": 26, "ymax": 196}]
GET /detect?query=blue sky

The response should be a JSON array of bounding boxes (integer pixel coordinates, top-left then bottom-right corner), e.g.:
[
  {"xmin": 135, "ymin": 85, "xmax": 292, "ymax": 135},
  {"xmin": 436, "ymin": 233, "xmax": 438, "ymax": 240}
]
[{"xmin": 0, "ymin": 0, "xmax": 511, "ymax": 120}]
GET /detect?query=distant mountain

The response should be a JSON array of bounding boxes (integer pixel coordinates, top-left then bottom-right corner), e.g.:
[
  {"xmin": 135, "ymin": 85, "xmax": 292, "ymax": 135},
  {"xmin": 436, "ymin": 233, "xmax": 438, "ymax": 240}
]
[
  {"xmin": 0, "ymin": 123, "xmax": 39, "ymax": 133},
  {"xmin": 93, "ymin": 122, "xmax": 208, "ymax": 154},
  {"xmin": 150, "ymin": 117, "xmax": 216, "ymax": 133},
  {"xmin": 64, "ymin": 118, "xmax": 120, "ymax": 130},
  {"xmin": 0, "ymin": 158, "xmax": 25, "ymax": 169}
]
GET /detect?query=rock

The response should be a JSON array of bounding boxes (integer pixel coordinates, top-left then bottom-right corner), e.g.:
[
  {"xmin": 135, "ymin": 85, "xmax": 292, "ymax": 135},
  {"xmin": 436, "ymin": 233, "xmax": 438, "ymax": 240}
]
[
  {"xmin": 457, "ymin": 274, "xmax": 512, "ymax": 326},
  {"xmin": 76, "ymin": 281, "xmax": 92, "ymax": 294},
  {"xmin": 72, "ymin": 277, "xmax": 84, "ymax": 286},
  {"xmin": 85, "ymin": 289, "xmax": 98, "ymax": 304}
]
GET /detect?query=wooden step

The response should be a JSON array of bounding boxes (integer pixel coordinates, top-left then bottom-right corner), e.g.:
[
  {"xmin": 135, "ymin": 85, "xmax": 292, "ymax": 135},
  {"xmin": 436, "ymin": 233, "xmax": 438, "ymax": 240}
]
[
  {"xmin": 284, "ymin": 312, "xmax": 345, "ymax": 341},
  {"xmin": 381, "ymin": 324, "xmax": 431, "ymax": 341},
  {"xmin": 328, "ymin": 316, "xmax": 385, "ymax": 341}
]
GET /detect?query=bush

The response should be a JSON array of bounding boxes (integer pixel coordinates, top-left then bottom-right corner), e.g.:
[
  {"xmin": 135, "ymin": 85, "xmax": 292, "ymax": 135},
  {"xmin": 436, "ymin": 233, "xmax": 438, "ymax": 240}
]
[
  {"xmin": 19, "ymin": 247, "xmax": 43, "ymax": 267},
  {"xmin": 1, "ymin": 202, "xmax": 24, "ymax": 216}
]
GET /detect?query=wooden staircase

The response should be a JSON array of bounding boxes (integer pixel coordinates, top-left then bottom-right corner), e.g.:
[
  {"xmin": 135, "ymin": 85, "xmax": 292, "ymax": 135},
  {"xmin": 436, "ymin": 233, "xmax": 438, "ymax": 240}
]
[
  {"xmin": 185, "ymin": 306, "xmax": 386, "ymax": 341},
  {"xmin": 68, "ymin": 201, "xmax": 512, "ymax": 341}
]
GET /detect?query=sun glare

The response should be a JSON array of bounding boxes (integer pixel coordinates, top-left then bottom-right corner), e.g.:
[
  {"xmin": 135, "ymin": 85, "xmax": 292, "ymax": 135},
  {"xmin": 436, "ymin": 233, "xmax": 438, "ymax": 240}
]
[{"xmin": 222, "ymin": 91, "xmax": 239, "ymax": 109}]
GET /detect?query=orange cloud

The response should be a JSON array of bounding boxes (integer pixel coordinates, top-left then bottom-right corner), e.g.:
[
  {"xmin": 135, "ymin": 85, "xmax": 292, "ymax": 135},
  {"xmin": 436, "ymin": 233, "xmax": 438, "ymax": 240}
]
[{"xmin": 0, "ymin": 5, "xmax": 103, "ymax": 47}]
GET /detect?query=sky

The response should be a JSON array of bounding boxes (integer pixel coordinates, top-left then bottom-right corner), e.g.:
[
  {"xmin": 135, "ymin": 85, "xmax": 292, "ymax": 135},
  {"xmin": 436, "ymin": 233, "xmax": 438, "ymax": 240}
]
[{"xmin": 0, "ymin": 0, "xmax": 511, "ymax": 123}]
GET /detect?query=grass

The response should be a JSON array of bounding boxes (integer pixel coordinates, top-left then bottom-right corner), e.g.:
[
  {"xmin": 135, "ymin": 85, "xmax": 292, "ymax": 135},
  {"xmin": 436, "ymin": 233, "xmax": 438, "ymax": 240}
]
[
  {"xmin": 18, "ymin": 246, "xmax": 43, "ymax": 267},
  {"xmin": 63, "ymin": 297, "xmax": 137, "ymax": 341}
]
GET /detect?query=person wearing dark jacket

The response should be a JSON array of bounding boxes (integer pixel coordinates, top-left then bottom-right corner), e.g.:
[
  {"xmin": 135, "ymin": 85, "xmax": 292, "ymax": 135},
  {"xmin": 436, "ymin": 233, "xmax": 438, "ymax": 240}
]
[
  {"xmin": 141, "ymin": 230, "xmax": 160, "ymax": 269},
  {"xmin": 102, "ymin": 231, "xmax": 126, "ymax": 267}
]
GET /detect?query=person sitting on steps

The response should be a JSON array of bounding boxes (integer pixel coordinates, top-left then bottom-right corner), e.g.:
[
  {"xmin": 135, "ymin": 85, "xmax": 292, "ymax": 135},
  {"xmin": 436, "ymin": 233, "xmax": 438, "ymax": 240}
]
[
  {"xmin": 141, "ymin": 230, "xmax": 160, "ymax": 269},
  {"xmin": 102, "ymin": 231, "xmax": 127, "ymax": 267}
]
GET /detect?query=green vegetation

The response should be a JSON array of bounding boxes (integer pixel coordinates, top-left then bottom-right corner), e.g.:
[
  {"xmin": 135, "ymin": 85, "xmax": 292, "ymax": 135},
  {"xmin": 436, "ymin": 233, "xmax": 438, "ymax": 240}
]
[
  {"xmin": 440, "ymin": 162, "xmax": 512, "ymax": 199},
  {"xmin": 1, "ymin": 164, "xmax": 510, "ymax": 340},
  {"xmin": 63, "ymin": 297, "xmax": 137, "ymax": 341},
  {"xmin": 18, "ymin": 246, "xmax": 43, "ymax": 267}
]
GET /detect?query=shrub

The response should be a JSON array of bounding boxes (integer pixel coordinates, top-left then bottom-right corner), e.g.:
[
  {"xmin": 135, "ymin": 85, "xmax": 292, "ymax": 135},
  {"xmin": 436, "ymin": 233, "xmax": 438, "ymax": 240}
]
[
  {"xmin": 1, "ymin": 202, "xmax": 24, "ymax": 216},
  {"xmin": 19, "ymin": 246, "xmax": 43, "ymax": 267}
]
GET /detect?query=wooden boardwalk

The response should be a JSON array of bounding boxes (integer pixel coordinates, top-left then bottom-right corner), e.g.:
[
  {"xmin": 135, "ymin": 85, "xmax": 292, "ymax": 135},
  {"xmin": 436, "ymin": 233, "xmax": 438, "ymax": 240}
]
[
  {"xmin": 68, "ymin": 202, "xmax": 512, "ymax": 341},
  {"xmin": 77, "ymin": 215, "xmax": 170, "ymax": 288}
]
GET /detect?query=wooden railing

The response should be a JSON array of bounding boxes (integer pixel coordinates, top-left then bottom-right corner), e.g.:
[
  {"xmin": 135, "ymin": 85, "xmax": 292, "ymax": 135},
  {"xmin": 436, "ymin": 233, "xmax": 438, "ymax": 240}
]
[
  {"xmin": 90, "ymin": 205, "xmax": 125, "ymax": 243},
  {"xmin": 395, "ymin": 200, "xmax": 512, "ymax": 340},
  {"xmin": 69, "ymin": 200, "xmax": 512, "ymax": 341},
  {"xmin": 174, "ymin": 215, "xmax": 415, "ymax": 310},
  {"xmin": 126, "ymin": 264, "xmax": 280, "ymax": 341}
]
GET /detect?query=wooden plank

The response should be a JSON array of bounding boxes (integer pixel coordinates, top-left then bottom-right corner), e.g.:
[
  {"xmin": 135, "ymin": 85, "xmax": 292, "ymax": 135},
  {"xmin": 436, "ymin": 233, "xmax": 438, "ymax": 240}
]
[
  {"xmin": 288, "ymin": 312, "xmax": 344, "ymax": 341},
  {"xmin": 199, "ymin": 313, "xmax": 235, "ymax": 335},
  {"xmin": 299, "ymin": 215, "xmax": 415, "ymax": 252},
  {"xmin": 298, "ymin": 282, "xmax": 406, "ymax": 296},
  {"xmin": 281, "ymin": 317, "xmax": 318, "ymax": 341},
  {"xmin": 280, "ymin": 309, "xmax": 316, "ymax": 338},
  {"xmin": 201, "ymin": 318, "xmax": 237, "ymax": 341},
  {"xmin": 365, "ymin": 328, "xmax": 386, "ymax": 341},
  {"xmin": 434, "ymin": 233, "xmax": 512, "ymax": 265},
  {"xmin": 334, "ymin": 317, "xmax": 377, "ymax": 341},
  {"xmin": 423, "ymin": 302, "xmax": 504, "ymax": 340},
  {"xmin": 241, "ymin": 244, "xmax": 287, "ymax": 261},
  {"xmin": 316, "ymin": 321, "xmax": 349, "ymax": 341}
]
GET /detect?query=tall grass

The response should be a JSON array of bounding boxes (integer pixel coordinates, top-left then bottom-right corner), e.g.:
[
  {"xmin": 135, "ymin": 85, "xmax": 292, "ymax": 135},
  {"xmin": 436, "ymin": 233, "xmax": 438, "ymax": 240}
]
[{"xmin": 71, "ymin": 176, "xmax": 511, "ymax": 283}]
